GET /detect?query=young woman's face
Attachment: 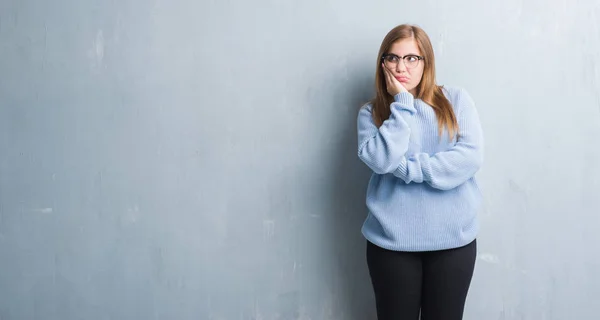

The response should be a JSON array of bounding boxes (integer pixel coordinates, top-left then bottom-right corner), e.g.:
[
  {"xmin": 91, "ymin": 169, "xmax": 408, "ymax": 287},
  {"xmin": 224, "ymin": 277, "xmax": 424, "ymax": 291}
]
[{"xmin": 384, "ymin": 39, "xmax": 425, "ymax": 95}]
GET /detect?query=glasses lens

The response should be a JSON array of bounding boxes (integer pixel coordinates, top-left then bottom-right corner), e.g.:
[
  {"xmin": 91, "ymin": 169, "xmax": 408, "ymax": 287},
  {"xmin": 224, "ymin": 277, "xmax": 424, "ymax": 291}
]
[
  {"xmin": 405, "ymin": 56, "xmax": 420, "ymax": 68},
  {"xmin": 383, "ymin": 55, "xmax": 397, "ymax": 69}
]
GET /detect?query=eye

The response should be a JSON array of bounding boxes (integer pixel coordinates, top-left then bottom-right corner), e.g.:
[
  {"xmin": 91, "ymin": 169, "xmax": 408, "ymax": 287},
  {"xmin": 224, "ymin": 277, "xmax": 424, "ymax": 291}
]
[
  {"xmin": 384, "ymin": 55, "xmax": 399, "ymax": 62},
  {"xmin": 406, "ymin": 55, "xmax": 419, "ymax": 62}
]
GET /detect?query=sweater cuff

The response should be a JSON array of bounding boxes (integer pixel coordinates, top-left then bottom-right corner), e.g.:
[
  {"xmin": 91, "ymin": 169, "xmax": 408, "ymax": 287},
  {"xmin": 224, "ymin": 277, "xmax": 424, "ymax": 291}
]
[
  {"xmin": 395, "ymin": 157, "xmax": 410, "ymax": 183},
  {"xmin": 393, "ymin": 92, "xmax": 416, "ymax": 114}
]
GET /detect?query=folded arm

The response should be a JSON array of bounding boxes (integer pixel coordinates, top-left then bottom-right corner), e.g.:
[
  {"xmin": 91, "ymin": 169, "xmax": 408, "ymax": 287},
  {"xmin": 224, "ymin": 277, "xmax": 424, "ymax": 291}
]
[{"xmin": 393, "ymin": 89, "xmax": 484, "ymax": 190}]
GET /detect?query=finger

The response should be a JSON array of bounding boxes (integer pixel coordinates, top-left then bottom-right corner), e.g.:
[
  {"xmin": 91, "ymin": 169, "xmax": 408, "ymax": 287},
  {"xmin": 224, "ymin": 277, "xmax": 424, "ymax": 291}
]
[
  {"xmin": 382, "ymin": 64, "xmax": 392, "ymax": 85},
  {"xmin": 383, "ymin": 66, "xmax": 404, "ymax": 94},
  {"xmin": 383, "ymin": 66, "xmax": 395, "ymax": 86},
  {"xmin": 382, "ymin": 63, "xmax": 391, "ymax": 78},
  {"xmin": 385, "ymin": 66, "xmax": 397, "ymax": 86}
]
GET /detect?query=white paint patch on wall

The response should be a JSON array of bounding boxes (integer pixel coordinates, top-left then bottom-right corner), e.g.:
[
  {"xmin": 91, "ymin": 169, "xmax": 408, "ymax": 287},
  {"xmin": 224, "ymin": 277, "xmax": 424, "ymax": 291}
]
[{"xmin": 89, "ymin": 29, "xmax": 105, "ymax": 71}]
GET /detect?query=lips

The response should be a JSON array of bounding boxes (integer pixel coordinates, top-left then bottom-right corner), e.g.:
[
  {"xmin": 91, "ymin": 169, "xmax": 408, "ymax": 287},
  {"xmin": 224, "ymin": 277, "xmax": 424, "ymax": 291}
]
[{"xmin": 395, "ymin": 76, "xmax": 409, "ymax": 82}]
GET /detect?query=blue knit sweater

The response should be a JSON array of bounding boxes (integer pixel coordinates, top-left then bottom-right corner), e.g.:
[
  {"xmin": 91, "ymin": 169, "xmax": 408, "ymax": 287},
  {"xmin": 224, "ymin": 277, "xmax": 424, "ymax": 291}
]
[{"xmin": 357, "ymin": 86, "xmax": 484, "ymax": 252}]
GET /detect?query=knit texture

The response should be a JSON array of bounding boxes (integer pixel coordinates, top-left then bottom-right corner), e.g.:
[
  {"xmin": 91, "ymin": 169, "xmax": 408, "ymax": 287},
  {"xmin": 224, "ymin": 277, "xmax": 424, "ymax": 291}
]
[{"xmin": 357, "ymin": 86, "xmax": 484, "ymax": 252}]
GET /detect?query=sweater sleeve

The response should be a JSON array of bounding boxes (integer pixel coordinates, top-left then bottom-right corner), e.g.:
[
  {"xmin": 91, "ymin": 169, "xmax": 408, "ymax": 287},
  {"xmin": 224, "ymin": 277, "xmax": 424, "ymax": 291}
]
[
  {"xmin": 393, "ymin": 88, "xmax": 484, "ymax": 190},
  {"xmin": 357, "ymin": 92, "xmax": 417, "ymax": 174}
]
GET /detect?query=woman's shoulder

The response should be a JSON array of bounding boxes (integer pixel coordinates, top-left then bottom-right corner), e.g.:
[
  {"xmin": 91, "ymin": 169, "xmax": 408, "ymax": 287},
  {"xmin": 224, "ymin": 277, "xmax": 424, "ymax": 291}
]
[
  {"xmin": 359, "ymin": 101, "xmax": 374, "ymax": 113},
  {"xmin": 440, "ymin": 85, "xmax": 476, "ymax": 113},
  {"xmin": 440, "ymin": 85, "xmax": 472, "ymax": 101}
]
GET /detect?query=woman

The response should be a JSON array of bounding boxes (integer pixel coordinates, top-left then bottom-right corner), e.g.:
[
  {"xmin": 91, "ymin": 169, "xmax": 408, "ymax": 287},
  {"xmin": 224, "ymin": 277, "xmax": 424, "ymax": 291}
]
[{"xmin": 356, "ymin": 24, "xmax": 484, "ymax": 320}]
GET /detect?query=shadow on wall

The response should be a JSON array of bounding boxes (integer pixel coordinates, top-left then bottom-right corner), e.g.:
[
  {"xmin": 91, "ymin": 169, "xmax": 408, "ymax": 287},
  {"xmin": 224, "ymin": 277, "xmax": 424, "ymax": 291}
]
[{"xmin": 327, "ymin": 62, "xmax": 377, "ymax": 319}]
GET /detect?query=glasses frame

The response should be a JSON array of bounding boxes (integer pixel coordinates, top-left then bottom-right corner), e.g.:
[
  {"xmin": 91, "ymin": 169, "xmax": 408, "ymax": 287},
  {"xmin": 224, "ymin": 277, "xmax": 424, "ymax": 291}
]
[{"xmin": 381, "ymin": 53, "xmax": 424, "ymax": 69}]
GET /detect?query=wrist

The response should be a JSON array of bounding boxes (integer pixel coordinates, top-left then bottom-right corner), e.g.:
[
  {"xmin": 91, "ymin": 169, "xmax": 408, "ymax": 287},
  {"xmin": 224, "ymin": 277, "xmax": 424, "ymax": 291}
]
[
  {"xmin": 393, "ymin": 91, "xmax": 412, "ymax": 101},
  {"xmin": 392, "ymin": 92, "xmax": 416, "ymax": 114}
]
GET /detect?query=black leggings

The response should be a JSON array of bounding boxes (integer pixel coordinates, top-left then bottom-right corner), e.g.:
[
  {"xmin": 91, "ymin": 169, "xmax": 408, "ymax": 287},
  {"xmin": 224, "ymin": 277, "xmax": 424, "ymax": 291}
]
[{"xmin": 366, "ymin": 239, "xmax": 477, "ymax": 320}]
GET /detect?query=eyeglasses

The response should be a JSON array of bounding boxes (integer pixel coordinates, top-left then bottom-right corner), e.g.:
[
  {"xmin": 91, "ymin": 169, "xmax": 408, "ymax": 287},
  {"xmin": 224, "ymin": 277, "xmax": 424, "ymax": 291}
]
[{"xmin": 381, "ymin": 53, "xmax": 424, "ymax": 69}]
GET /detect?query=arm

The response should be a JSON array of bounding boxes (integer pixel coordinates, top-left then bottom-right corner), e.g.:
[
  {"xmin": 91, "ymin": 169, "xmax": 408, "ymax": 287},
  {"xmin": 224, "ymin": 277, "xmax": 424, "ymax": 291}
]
[
  {"xmin": 357, "ymin": 93, "xmax": 417, "ymax": 174},
  {"xmin": 393, "ymin": 89, "xmax": 484, "ymax": 190}
]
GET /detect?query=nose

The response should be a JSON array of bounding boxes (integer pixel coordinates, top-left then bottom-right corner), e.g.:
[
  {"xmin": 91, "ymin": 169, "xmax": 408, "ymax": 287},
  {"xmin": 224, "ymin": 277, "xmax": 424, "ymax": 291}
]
[{"xmin": 395, "ymin": 60, "xmax": 407, "ymax": 73}]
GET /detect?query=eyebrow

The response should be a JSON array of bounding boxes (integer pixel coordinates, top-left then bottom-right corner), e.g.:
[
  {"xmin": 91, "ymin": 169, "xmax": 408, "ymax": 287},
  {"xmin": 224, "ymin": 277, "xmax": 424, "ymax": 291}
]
[{"xmin": 386, "ymin": 52, "xmax": 421, "ymax": 56}]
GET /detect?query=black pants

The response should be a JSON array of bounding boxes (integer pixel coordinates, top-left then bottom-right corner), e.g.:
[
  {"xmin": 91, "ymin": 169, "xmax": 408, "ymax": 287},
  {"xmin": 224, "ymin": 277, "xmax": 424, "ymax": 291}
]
[{"xmin": 366, "ymin": 239, "xmax": 477, "ymax": 320}]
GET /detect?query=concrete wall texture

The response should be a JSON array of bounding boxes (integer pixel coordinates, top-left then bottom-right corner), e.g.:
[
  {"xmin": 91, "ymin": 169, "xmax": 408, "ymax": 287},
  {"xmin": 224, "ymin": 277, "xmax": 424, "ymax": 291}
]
[{"xmin": 1, "ymin": 0, "xmax": 600, "ymax": 319}]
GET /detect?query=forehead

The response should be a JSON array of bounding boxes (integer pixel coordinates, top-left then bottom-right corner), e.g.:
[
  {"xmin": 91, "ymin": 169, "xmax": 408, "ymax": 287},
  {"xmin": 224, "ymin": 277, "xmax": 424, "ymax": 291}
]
[{"xmin": 388, "ymin": 38, "xmax": 420, "ymax": 55}]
